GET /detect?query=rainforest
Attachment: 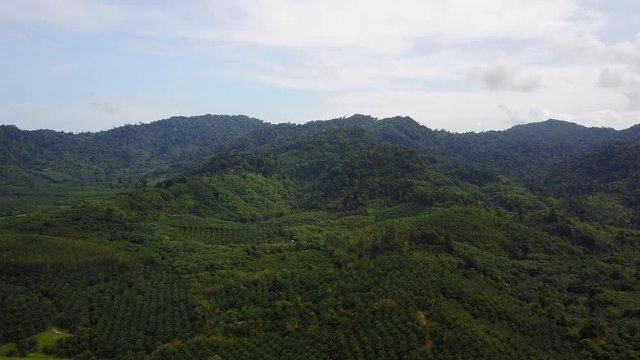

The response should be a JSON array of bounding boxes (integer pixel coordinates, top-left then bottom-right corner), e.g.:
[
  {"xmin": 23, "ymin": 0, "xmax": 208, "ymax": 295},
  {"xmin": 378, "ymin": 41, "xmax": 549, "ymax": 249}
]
[{"xmin": 1, "ymin": 114, "xmax": 639, "ymax": 360}]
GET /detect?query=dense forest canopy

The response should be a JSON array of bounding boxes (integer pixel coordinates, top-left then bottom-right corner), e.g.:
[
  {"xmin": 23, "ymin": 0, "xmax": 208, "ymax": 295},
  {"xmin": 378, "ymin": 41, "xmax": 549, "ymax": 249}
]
[
  {"xmin": 0, "ymin": 115, "xmax": 265, "ymax": 186},
  {"xmin": 1, "ymin": 114, "xmax": 639, "ymax": 360}
]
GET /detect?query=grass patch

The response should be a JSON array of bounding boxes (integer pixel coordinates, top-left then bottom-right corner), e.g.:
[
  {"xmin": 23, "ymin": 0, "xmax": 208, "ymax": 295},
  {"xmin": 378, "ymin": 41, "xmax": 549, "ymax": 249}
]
[
  {"xmin": 0, "ymin": 327, "xmax": 71, "ymax": 359},
  {"xmin": 0, "ymin": 343, "xmax": 16, "ymax": 356},
  {"xmin": 32, "ymin": 328, "xmax": 71, "ymax": 350},
  {"xmin": 0, "ymin": 184, "xmax": 117, "ymax": 217}
]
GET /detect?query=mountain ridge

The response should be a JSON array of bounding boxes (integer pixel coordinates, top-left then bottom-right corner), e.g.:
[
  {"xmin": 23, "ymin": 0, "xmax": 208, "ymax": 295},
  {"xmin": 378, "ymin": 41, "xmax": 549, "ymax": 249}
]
[
  {"xmin": 2, "ymin": 113, "xmax": 638, "ymax": 185},
  {"xmin": 5, "ymin": 115, "xmax": 635, "ymax": 135},
  {"xmin": 1, "ymin": 113, "xmax": 640, "ymax": 359}
]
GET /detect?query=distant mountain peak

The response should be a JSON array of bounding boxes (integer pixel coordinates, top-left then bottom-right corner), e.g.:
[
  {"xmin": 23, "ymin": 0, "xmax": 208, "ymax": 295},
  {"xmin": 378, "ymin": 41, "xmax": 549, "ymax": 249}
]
[
  {"xmin": 379, "ymin": 115, "xmax": 419, "ymax": 124},
  {"xmin": 623, "ymin": 123, "xmax": 640, "ymax": 133},
  {"xmin": 512, "ymin": 119, "xmax": 583, "ymax": 129},
  {"xmin": 505, "ymin": 119, "xmax": 620, "ymax": 140}
]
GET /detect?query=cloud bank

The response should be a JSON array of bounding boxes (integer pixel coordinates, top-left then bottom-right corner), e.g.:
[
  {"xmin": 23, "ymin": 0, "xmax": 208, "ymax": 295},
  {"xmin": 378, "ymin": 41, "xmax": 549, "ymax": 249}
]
[{"xmin": 0, "ymin": 0, "xmax": 639, "ymax": 131}]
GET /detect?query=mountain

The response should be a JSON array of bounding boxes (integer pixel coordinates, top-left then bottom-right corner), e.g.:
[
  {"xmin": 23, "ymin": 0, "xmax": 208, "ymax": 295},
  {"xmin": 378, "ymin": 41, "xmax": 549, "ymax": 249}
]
[
  {"xmin": 546, "ymin": 141, "xmax": 640, "ymax": 226},
  {"xmin": 222, "ymin": 116, "xmax": 631, "ymax": 182},
  {"xmin": 0, "ymin": 114, "xmax": 266, "ymax": 185},
  {"xmin": 1, "ymin": 115, "xmax": 640, "ymax": 359},
  {"xmin": 3, "ymin": 114, "xmax": 636, "ymax": 187},
  {"xmin": 426, "ymin": 120, "xmax": 620, "ymax": 180},
  {"xmin": 549, "ymin": 141, "xmax": 640, "ymax": 195}
]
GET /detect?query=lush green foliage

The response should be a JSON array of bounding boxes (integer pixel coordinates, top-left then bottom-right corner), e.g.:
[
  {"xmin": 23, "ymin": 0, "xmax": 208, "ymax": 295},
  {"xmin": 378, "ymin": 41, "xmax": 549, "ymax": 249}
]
[
  {"xmin": 0, "ymin": 115, "xmax": 265, "ymax": 184},
  {"xmin": 1, "ymin": 115, "xmax": 640, "ymax": 359}
]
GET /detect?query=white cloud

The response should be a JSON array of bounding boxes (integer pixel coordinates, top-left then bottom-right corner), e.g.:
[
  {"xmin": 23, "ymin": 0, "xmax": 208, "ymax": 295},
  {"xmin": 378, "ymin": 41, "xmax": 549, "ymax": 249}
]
[
  {"xmin": 232, "ymin": 49, "xmax": 473, "ymax": 92},
  {"xmin": 1, "ymin": 0, "xmax": 639, "ymax": 131},
  {"xmin": 556, "ymin": 33, "xmax": 640, "ymax": 71},
  {"xmin": 206, "ymin": 0, "xmax": 581, "ymax": 54},
  {"xmin": 132, "ymin": 0, "xmax": 596, "ymax": 63},
  {"xmin": 0, "ymin": 0, "xmax": 588, "ymax": 53},
  {"xmin": 322, "ymin": 64, "xmax": 638, "ymax": 132}
]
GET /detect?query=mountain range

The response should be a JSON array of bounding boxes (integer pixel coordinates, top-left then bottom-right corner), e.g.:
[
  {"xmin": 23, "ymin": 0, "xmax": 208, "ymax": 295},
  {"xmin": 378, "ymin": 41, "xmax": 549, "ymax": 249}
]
[
  {"xmin": 2, "ymin": 114, "xmax": 639, "ymax": 184},
  {"xmin": 0, "ymin": 114, "xmax": 639, "ymax": 360}
]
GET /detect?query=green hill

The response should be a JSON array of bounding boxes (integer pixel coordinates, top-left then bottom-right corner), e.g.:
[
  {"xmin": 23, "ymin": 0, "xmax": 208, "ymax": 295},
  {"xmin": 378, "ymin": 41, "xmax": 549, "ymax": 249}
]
[
  {"xmin": 0, "ymin": 114, "xmax": 265, "ymax": 186},
  {"xmin": 1, "ymin": 115, "xmax": 639, "ymax": 359}
]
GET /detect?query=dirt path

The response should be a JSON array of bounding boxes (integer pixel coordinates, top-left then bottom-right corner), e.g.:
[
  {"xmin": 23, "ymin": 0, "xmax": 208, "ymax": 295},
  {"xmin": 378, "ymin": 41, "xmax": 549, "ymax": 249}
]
[{"xmin": 52, "ymin": 328, "xmax": 64, "ymax": 335}]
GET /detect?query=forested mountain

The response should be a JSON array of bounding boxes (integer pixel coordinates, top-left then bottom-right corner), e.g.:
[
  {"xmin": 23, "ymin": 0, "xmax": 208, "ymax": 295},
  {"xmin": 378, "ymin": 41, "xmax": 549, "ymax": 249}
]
[
  {"xmin": 1, "ymin": 114, "xmax": 640, "ymax": 360},
  {"xmin": 3, "ymin": 114, "xmax": 638, "ymax": 187},
  {"xmin": 0, "ymin": 114, "xmax": 266, "ymax": 185},
  {"xmin": 220, "ymin": 115, "xmax": 636, "ymax": 182},
  {"xmin": 440, "ymin": 120, "xmax": 618, "ymax": 178},
  {"xmin": 546, "ymin": 141, "xmax": 640, "ymax": 227}
]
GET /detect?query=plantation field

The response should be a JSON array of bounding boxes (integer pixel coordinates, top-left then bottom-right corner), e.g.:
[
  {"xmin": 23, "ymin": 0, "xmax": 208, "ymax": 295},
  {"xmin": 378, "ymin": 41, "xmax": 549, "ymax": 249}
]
[{"xmin": 0, "ymin": 184, "xmax": 117, "ymax": 217}]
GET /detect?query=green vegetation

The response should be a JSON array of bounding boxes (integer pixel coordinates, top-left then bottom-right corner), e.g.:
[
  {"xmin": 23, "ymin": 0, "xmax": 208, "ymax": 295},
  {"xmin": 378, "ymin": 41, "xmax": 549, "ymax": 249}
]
[
  {"xmin": 0, "ymin": 115, "xmax": 265, "ymax": 185},
  {"xmin": 0, "ymin": 327, "xmax": 70, "ymax": 359},
  {"xmin": 0, "ymin": 183, "xmax": 116, "ymax": 217},
  {"xmin": 1, "ymin": 115, "xmax": 640, "ymax": 359}
]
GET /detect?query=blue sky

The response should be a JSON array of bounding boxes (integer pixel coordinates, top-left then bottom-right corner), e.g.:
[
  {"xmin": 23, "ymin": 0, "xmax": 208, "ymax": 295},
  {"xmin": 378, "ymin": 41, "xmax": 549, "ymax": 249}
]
[{"xmin": 1, "ymin": 0, "xmax": 639, "ymax": 132}]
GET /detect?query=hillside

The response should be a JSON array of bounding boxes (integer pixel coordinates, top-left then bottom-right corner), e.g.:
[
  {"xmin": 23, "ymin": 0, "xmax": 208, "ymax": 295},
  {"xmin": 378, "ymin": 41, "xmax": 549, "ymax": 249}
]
[
  {"xmin": 4, "ymin": 114, "xmax": 637, "ymax": 189},
  {"xmin": 222, "ymin": 116, "xmax": 633, "ymax": 182},
  {"xmin": 0, "ymin": 115, "xmax": 266, "ymax": 215},
  {"xmin": 0, "ymin": 114, "xmax": 265, "ymax": 186},
  {"xmin": 1, "ymin": 115, "xmax": 640, "ymax": 359},
  {"xmin": 546, "ymin": 141, "xmax": 640, "ymax": 227}
]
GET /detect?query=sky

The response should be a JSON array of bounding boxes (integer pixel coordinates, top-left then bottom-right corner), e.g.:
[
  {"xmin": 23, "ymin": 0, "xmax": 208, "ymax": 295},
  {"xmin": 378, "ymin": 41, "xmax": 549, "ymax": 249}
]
[{"xmin": 1, "ymin": 0, "xmax": 639, "ymax": 133}]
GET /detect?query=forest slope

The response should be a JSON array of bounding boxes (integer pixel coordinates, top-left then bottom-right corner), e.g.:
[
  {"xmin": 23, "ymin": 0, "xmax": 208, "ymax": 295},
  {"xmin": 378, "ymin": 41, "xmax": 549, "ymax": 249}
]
[
  {"xmin": 1, "ymin": 115, "xmax": 639, "ymax": 359},
  {"xmin": 0, "ymin": 114, "xmax": 265, "ymax": 186}
]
